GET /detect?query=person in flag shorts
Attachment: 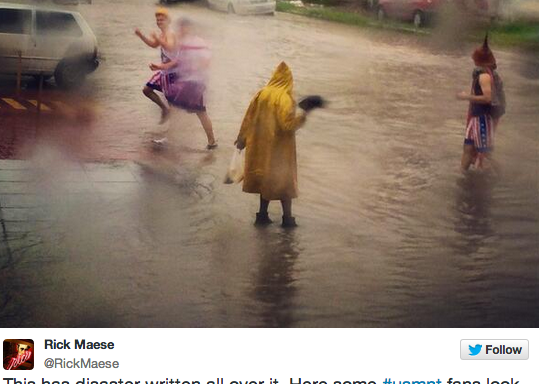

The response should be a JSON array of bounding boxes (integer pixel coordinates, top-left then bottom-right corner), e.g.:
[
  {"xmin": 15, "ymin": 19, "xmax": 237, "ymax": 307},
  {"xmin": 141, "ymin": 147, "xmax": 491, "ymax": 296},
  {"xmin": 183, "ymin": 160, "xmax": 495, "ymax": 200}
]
[
  {"xmin": 135, "ymin": 7, "xmax": 176, "ymax": 125},
  {"xmin": 456, "ymin": 34, "xmax": 505, "ymax": 172}
]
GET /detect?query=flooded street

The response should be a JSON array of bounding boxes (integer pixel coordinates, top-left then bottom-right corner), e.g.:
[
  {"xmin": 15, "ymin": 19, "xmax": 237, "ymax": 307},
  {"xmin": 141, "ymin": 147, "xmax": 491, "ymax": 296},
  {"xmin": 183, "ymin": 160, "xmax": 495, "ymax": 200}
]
[{"xmin": 0, "ymin": 0, "xmax": 538, "ymax": 327}]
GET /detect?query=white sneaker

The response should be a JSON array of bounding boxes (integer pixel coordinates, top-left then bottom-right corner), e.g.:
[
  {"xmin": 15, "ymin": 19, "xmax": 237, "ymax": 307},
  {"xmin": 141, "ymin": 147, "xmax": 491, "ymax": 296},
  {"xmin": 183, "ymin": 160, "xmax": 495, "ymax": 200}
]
[{"xmin": 151, "ymin": 137, "xmax": 168, "ymax": 146}]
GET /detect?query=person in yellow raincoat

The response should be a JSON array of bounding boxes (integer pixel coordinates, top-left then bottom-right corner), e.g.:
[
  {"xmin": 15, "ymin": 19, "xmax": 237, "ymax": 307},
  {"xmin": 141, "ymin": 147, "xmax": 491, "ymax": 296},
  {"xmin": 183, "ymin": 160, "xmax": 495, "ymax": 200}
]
[{"xmin": 235, "ymin": 62, "xmax": 309, "ymax": 228}]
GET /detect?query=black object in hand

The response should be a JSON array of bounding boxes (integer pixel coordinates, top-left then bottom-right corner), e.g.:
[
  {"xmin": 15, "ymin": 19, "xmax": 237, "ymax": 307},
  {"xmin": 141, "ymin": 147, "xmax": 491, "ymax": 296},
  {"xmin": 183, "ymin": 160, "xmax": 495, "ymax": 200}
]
[{"xmin": 298, "ymin": 95, "xmax": 325, "ymax": 111}]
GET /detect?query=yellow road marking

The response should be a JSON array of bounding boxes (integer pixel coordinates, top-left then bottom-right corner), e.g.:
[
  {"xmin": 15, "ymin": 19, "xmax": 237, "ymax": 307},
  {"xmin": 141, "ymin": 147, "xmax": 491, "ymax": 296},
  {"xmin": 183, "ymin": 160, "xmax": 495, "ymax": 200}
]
[
  {"xmin": 28, "ymin": 100, "xmax": 52, "ymax": 112},
  {"xmin": 2, "ymin": 98, "xmax": 26, "ymax": 110}
]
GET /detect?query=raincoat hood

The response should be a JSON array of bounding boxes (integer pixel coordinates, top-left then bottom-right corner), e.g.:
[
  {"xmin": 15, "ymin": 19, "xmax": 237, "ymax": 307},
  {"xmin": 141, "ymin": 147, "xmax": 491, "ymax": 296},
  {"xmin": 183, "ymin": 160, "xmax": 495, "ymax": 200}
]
[
  {"xmin": 256, "ymin": 62, "xmax": 296, "ymax": 132},
  {"xmin": 266, "ymin": 62, "xmax": 293, "ymax": 94}
]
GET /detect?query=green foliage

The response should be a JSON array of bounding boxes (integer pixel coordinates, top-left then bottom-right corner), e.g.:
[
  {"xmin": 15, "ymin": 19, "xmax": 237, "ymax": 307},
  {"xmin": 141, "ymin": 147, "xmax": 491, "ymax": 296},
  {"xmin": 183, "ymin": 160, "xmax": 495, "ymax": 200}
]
[
  {"xmin": 276, "ymin": 1, "xmax": 539, "ymax": 48},
  {"xmin": 476, "ymin": 21, "xmax": 539, "ymax": 48},
  {"xmin": 276, "ymin": 1, "xmax": 411, "ymax": 30}
]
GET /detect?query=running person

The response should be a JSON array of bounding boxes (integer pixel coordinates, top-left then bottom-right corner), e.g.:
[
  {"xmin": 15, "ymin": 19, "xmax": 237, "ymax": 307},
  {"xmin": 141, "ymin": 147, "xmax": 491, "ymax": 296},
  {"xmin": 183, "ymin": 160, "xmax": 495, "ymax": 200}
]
[
  {"xmin": 150, "ymin": 18, "xmax": 217, "ymax": 150},
  {"xmin": 135, "ymin": 7, "xmax": 176, "ymax": 124},
  {"xmin": 457, "ymin": 35, "xmax": 504, "ymax": 172}
]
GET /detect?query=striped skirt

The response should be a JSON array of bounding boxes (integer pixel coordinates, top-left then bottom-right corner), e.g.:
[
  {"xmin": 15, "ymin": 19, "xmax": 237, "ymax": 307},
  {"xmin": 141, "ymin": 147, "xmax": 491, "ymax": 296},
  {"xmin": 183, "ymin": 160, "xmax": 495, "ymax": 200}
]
[{"xmin": 164, "ymin": 80, "xmax": 206, "ymax": 113}]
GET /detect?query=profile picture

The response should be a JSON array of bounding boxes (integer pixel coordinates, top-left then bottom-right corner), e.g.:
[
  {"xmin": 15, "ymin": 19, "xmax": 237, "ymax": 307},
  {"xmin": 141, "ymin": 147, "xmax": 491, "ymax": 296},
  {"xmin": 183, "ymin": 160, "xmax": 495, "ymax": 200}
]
[{"xmin": 3, "ymin": 340, "xmax": 34, "ymax": 370}]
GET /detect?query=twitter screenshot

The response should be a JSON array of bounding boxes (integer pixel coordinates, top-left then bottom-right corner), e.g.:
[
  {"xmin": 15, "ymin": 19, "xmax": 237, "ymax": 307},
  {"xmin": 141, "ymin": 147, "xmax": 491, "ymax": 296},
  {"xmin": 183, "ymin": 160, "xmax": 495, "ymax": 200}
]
[{"xmin": 0, "ymin": 0, "xmax": 537, "ymax": 382}]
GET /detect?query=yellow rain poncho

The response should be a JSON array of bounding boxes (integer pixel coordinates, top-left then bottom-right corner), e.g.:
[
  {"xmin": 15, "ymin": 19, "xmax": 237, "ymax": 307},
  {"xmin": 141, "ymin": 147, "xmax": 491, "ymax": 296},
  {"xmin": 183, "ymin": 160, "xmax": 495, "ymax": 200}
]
[{"xmin": 237, "ymin": 62, "xmax": 306, "ymax": 201}]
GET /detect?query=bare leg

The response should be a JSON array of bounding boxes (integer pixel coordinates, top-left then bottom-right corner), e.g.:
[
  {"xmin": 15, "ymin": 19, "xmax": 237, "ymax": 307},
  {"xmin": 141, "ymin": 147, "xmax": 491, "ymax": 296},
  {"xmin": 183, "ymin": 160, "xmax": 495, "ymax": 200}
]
[
  {"xmin": 484, "ymin": 153, "xmax": 502, "ymax": 176},
  {"xmin": 461, "ymin": 144, "xmax": 476, "ymax": 172},
  {"xmin": 196, "ymin": 111, "xmax": 216, "ymax": 146},
  {"xmin": 143, "ymin": 86, "xmax": 169, "ymax": 124}
]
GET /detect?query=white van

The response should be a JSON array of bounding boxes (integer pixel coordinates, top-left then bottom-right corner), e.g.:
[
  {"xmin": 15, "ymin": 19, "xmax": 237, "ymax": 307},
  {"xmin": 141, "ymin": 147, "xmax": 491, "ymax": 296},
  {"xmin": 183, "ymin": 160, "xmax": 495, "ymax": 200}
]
[
  {"xmin": 0, "ymin": 3, "xmax": 98, "ymax": 88},
  {"xmin": 207, "ymin": 0, "xmax": 276, "ymax": 15}
]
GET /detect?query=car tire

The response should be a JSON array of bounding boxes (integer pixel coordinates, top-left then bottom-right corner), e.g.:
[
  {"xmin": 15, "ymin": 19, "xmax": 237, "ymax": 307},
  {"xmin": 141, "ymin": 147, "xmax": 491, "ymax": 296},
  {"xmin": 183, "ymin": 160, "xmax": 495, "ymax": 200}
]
[
  {"xmin": 413, "ymin": 10, "xmax": 425, "ymax": 28},
  {"xmin": 377, "ymin": 6, "xmax": 386, "ymax": 21},
  {"xmin": 227, "ymin": 3, "xmax": 235, "ymax": 13},
  {"xmin": 54, "ymin": 60, "xmax": 87, "ymax": 89}
]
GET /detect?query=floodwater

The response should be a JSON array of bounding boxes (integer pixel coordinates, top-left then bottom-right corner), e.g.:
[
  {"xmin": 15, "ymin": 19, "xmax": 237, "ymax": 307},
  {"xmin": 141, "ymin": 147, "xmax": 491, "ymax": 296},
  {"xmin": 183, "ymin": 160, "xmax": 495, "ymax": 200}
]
[{"xmin": 0, "ymin": 0, "xmax": 538, "ymax": 327}]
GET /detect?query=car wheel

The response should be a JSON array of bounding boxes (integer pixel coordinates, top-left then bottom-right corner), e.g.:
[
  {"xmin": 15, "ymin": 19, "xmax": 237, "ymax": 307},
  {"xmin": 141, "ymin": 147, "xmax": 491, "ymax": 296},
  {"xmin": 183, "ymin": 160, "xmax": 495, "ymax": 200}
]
[
  {"xmin": 413, "ymin": 10, "xmax": 425, "ymax": 28},
  {"xmin": 54, "ymin": 60, "xmax": 87, "ymax": 89},
  {"xmin": 227, "ymin": 3, "xmax": 235, "ymax": 13},
  {"xmin": 377, "ymin": 6, "xmax": 386, "ymax": 21}
]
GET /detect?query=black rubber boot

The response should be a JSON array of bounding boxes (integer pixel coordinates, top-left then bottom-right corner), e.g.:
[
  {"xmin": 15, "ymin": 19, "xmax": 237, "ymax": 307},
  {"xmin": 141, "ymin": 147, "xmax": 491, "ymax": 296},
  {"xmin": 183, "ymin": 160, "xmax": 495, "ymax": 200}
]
[
  {"xmin": 281, "ymin": 216, "xmax": 297, "ymax": 228},
  {"xmin": 254, "ymin": 212, "xmax": 272, "ymax": 226}
]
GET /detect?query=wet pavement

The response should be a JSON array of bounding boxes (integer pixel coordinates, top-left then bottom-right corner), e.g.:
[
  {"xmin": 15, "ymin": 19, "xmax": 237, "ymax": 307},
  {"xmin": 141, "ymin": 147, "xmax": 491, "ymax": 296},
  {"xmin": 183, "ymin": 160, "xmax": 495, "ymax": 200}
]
[{"xmin": 0, "ymin": 0, "xmax": 538, "ymax": 327}]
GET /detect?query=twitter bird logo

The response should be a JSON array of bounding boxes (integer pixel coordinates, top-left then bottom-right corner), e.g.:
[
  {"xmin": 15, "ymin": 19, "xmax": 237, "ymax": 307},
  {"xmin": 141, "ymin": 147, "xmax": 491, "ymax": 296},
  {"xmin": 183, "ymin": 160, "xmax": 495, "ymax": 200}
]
[{"xmin": 469, "ymin": 344, "xmax": 482, "ymax": 356}]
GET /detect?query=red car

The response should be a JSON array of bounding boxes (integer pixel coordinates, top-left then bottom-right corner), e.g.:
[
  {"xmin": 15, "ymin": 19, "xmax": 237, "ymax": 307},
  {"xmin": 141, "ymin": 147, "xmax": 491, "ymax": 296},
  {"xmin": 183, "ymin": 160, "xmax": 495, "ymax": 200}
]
[{"xmin": 376, "ymin": 0, "xmax": 489, "ymax": 28}]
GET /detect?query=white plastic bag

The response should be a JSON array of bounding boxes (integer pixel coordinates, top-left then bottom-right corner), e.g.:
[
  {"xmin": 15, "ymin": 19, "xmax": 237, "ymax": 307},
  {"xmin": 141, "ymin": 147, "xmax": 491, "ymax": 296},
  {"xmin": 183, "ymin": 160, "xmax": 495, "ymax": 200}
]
[{"xmin": 224, "ymin": 149, "xmax": 244, "ymax": 184}]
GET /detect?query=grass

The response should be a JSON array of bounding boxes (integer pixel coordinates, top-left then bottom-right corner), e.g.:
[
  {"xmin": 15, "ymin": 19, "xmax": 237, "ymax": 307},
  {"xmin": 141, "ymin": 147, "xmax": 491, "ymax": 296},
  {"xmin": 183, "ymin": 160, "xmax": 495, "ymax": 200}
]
[
  {"xmin": 486, "ymin": 22, "xmax": 539, "ymax": 48},
  {"xmin": 277, "ymin": 2, "xmax": 370, "ymax": 26},
  {"xmin": 276, "ymin": 1, "xmax": 420, "ymax": 33},
  {"xmin": 276, "ymin": 1, "xmax": 539, "ymax": 49}
]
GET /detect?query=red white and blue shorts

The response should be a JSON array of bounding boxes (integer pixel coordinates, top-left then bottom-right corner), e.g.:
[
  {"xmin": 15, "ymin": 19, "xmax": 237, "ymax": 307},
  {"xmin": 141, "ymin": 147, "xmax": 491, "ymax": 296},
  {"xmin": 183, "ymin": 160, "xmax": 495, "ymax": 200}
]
[
  {"xmin": 146, "ymin": 71, "xmax": 171, "ymax": 93},
  {"xmin": 464, "ymin": 114, "xmax": 497, "ymax": 153}
]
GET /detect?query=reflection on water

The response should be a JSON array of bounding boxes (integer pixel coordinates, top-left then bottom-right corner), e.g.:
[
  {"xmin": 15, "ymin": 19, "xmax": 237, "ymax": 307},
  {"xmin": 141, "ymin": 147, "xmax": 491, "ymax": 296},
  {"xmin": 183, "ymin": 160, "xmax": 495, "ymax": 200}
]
[
  {"xmin": 455, "ymin": 173, "xmax": 495, "ymax": 251},
  {"xmin": 253, "ymin": 230, "xmax": 299, "ymax": 327},
  {"xmin": 0, "ymin": 0, "xmax": 538, "ymax": 327}
]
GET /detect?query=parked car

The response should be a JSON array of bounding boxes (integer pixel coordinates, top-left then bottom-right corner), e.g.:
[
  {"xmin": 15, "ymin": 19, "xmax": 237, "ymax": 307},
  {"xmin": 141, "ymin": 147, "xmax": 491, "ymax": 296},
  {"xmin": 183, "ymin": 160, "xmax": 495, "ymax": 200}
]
[
  {"xmin": 376, "ymin": 0, "xmax": 489, "ymax": 28},
  {"xmin": 207, "ymin": 0, "xmax": 276, "ymax": 15},
  {"xmin": 0, "ymin": 2, "xmax": 99, "ymax": 88}
]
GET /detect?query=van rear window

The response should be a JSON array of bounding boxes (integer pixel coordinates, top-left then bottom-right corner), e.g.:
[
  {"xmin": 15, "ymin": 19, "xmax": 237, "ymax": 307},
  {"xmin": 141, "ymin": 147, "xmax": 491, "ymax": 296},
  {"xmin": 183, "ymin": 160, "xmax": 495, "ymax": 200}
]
[
  {"xmin": 36, "ymin": 11, "xmax": 83, "ymax": 37},
  {"xmin": 0, "ymin": 8, "xmax": 32, "ymax": 34}
]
